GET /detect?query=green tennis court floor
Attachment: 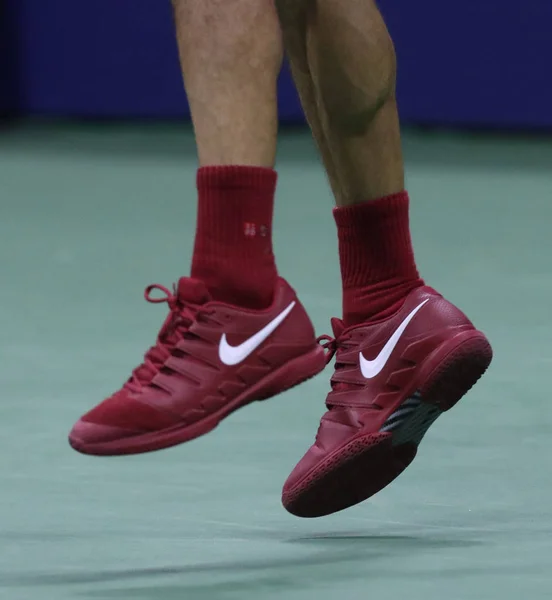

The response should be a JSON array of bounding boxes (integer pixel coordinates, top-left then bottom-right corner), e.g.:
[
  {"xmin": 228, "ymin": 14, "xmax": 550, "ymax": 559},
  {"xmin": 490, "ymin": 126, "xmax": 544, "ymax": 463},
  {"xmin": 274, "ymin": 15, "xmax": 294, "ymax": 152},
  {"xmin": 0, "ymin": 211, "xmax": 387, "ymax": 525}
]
[{"xmin": 1, "ymin": 122, "xmax": 551, "ymax": 600}]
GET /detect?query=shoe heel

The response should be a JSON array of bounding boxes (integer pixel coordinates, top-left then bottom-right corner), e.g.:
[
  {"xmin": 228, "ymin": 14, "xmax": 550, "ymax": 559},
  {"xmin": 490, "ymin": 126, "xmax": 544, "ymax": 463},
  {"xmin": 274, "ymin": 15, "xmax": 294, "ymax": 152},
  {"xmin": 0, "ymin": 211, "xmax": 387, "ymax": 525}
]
[{"xmin": 420, "ymin": 331, "xmax": 493, "ymax": 411}]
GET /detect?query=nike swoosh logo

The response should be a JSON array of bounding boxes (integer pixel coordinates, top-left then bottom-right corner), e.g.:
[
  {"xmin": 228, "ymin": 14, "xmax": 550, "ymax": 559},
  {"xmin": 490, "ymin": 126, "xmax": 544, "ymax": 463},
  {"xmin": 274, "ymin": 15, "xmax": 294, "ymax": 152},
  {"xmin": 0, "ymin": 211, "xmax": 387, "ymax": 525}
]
[
  {"xmin": 359, "ymin": 299, "xmax": 429, "ymax": 379},
  {"xmin": 218, "ymin": 301, "xmax": 296, "ymax": 366}
]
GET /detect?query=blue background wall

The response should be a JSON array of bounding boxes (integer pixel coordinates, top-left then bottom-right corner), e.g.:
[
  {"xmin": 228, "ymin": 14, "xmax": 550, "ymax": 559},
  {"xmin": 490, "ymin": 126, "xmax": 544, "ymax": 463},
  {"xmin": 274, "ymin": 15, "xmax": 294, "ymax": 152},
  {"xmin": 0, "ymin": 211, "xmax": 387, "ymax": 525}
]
[{"xmin": 1, "ymin": 0, "xmax": 551, "ymax": 128}]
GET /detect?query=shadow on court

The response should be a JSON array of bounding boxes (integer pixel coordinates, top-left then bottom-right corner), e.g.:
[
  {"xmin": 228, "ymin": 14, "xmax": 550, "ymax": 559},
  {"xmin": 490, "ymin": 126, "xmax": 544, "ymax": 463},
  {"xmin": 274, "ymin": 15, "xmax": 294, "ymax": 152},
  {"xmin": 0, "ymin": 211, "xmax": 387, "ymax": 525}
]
[{"xmin": 1, "ymin": 533, "xmax": 483, "ymax": 600}]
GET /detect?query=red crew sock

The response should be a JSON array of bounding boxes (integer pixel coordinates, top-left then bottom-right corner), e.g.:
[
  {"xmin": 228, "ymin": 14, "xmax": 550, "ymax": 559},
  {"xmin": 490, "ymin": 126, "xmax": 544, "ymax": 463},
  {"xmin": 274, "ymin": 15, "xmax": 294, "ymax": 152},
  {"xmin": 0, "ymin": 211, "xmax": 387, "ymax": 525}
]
[
  {"xmin": 334, "ymin": 191, "xmax": 424, "ymax": 327},
  {"xmin": 191, "ymin": 165, "xmax": 278, "ymax": 309}
]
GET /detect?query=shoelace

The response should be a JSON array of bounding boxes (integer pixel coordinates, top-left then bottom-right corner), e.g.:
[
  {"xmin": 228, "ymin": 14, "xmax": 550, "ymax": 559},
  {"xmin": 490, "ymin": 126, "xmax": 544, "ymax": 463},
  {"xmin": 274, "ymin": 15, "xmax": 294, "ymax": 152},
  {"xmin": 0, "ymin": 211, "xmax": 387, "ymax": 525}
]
[
  {"xmin": 317, "ymin": 332, "xmax": 364, "ymax": 395},
  {"xmin": 124, "ymin": 284, "xmax": 213, "ymax": 393},
  {"xmin": 317, "ymin": 332, "xmax": 357, "ymax": 363},
  {"xmin": 317, "ymin": 334, "xmax": 338, "ymax": 365}
]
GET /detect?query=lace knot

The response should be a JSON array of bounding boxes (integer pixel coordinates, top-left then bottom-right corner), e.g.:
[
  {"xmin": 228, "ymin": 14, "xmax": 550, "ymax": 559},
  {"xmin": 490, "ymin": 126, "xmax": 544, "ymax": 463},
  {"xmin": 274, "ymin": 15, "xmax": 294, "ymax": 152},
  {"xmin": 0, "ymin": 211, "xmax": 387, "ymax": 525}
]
[{"xmin": 144, "ymin": 284, "xmax": 178, "ymax": 310}]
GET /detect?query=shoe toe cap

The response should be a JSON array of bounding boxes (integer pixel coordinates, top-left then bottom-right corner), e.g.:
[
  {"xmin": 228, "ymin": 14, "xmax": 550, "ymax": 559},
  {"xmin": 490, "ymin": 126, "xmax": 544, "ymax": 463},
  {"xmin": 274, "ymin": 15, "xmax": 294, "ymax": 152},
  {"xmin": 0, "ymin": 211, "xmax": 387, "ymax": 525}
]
[
  {"xmin": 68, "ymin": 419, "xmax": 140, "ymax": 454},
  {"xmin": 68, "ymin": 390, "xmax": 181, "ymax": 455}
]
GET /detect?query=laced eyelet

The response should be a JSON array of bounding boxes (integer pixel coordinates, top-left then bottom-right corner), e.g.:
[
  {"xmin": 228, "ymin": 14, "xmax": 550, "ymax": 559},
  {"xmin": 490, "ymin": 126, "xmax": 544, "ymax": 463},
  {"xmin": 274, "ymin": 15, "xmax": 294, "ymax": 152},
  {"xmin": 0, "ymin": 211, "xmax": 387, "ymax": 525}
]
[{"xmin": 124, "ymin": 283, "xmax": 208, "ymax": 392}]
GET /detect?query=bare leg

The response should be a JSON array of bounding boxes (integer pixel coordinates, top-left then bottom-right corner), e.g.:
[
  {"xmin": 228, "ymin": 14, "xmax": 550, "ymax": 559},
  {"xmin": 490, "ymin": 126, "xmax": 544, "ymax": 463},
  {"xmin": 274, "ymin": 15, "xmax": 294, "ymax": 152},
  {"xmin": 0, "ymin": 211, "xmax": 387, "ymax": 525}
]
[
  {"xmin": 275, "ymin": 6, "xmax": 345, "ymax": 202},
  {"xmin": 274, "ymin": 0, "xmax": 404, "ymax": 205},
  {"xmin": 172, "ymin": 0, "xmax": 282, "ymax": 167}
]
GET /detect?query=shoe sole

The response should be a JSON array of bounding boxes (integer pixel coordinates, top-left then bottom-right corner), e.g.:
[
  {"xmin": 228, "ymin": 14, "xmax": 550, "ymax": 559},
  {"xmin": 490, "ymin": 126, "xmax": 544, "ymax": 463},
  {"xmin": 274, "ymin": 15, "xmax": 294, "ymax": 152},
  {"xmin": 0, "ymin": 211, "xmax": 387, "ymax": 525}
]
[
  {"xmin": 282, "ymin": 330, "xmax": 493, "ymax": 518},
  {"xmin": 69, "ymin": 345, "xmax": 327, "ymax": 456}
]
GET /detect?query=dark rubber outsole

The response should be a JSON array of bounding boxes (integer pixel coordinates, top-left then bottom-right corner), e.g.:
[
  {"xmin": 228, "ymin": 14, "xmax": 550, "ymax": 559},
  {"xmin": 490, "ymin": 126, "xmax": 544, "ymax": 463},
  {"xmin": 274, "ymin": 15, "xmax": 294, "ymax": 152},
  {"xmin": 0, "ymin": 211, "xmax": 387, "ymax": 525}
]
[{"xmin": 282, "ymin": 332, "xmax": 493, "ymax": 518}]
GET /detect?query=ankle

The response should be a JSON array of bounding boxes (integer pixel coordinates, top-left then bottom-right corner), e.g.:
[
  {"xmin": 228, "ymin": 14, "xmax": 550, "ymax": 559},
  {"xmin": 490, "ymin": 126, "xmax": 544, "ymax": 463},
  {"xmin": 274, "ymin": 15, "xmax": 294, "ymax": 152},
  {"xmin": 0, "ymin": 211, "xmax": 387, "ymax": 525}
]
[
  {"xmin": 335, "ymin": 191, "xmax": 424, "ymax": 325},
  {"xmin": 191, "ymin": 165, "xmax": 278, "ymax": 309}
]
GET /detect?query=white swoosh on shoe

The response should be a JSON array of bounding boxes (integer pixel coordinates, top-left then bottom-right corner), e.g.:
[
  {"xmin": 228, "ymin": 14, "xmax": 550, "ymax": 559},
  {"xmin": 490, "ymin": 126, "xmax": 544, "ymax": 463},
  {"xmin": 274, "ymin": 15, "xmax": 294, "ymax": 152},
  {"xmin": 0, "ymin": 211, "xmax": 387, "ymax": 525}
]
[
  {"xmin": 359, "ymin": 299, "xmax": 429, "ymax": 379},
  {"xmin": 218, "ymin": 301, "xmax": 296, "ymax": 366}
]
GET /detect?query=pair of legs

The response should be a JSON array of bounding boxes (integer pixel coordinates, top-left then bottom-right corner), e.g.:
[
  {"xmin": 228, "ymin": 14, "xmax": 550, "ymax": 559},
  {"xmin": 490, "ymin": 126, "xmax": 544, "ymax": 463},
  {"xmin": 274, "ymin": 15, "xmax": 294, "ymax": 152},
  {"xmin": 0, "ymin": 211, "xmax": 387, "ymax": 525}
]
[
  {"xmin": 69, "ymin": 0, "xmax": 492, "ymax": 517},
  {"xmin": 178, "ymin": 0, "xmax": 402, "ymax": 203},
  {"xmin": 177, "ymin": 0, "xmax": 417, "ymax": 323}
]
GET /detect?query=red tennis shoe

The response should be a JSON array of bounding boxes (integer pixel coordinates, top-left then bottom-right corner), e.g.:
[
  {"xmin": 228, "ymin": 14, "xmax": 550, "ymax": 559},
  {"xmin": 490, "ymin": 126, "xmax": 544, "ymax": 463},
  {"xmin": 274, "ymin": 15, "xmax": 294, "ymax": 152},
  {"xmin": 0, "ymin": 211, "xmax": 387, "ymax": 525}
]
[
  {"xmin": 282, "ymin": 285, "xmax": 493, "ymax": 517},
  {"xmin": 69, "ymin": 277, "xmax": 326, "ymax": 456}
]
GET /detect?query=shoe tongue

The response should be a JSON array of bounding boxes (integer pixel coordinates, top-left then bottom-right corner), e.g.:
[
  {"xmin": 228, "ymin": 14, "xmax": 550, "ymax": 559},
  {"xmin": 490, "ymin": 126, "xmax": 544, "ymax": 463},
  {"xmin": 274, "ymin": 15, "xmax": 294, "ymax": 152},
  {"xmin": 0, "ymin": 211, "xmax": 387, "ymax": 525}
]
[
  {"xmin": 330, "ymin": 317, "xmax": 345, "ymax": 338},
  {"xmin": 176, "ymin": 277, "xmax": 210, "ymax": 305}
]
